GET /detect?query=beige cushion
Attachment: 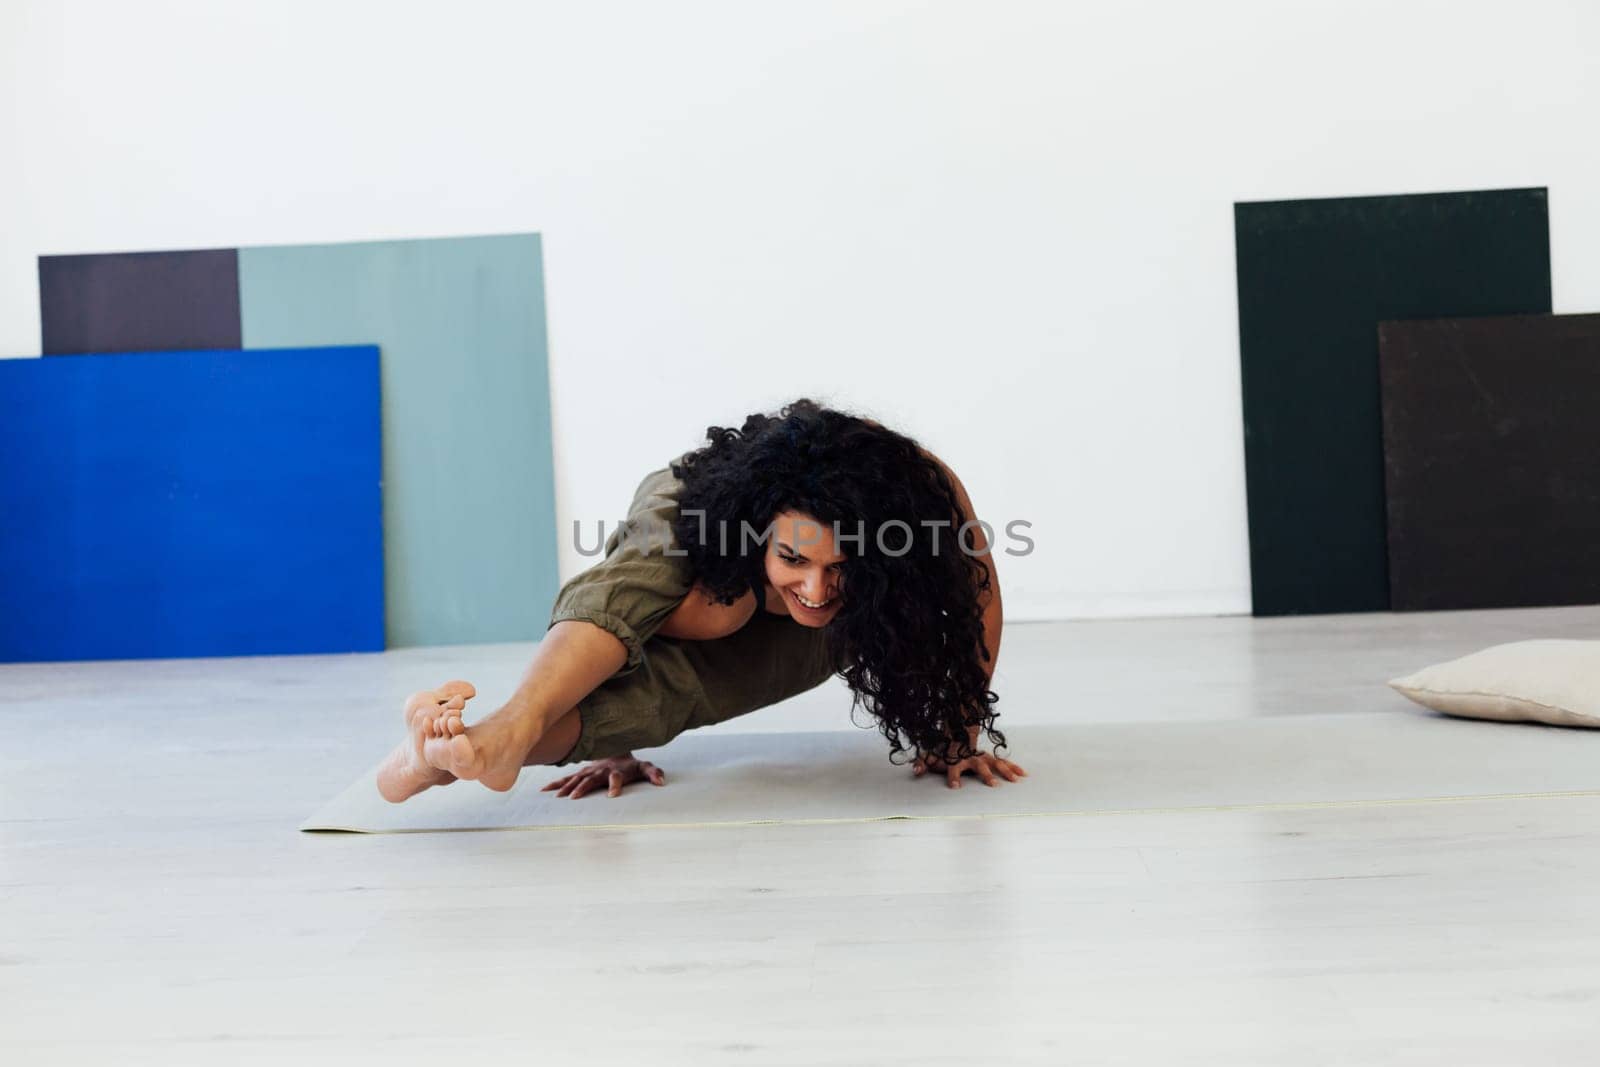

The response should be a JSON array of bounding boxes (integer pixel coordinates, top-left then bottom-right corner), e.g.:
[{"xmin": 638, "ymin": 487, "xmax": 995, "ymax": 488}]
[{"xmin": 1389, "ymin": 639, "xmax": 1600, "ymax": 728}]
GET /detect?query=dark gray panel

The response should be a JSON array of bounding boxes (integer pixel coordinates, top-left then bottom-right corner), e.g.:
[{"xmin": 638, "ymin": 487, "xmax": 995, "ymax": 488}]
[
  {"xmin": 1380, "ymin": 313, "xmax": 1600, "ymax": 611},
  {"xmin": 39, "ymin": 248, "xmax": 241, "ymax": 353},
  {"xmin": 1235, "ymin": 188, "xmax": 1551, "ymax": 616}
]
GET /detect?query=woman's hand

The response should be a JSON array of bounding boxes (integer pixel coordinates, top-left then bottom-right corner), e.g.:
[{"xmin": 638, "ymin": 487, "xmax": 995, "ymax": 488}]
[
  {"xmin": 912, "ymin": 750, "xmax": 1027, "ymax": 789},
  {"xmin": 541, "ymin": 753, "xmax": 667, "ymax": 799}
]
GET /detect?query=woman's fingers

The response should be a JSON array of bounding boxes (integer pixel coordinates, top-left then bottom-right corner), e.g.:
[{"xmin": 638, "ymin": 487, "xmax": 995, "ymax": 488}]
[
  {"xmin": 543, "ymin": 760, "xmax": 669, "ymax": 799},
  {"xmin": 910, "ymin": 753, "xmax": 1026, "ymax": 789}
]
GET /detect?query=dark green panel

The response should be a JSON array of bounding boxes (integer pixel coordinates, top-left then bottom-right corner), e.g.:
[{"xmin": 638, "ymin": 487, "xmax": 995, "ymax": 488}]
[{"xmin": 1234, "ymin": 188, "xmax": 1550, "ymax": 617}]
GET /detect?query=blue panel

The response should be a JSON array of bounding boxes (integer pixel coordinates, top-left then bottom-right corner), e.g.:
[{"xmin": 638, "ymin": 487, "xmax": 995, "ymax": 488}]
[
  {"xmin": 239, "ymin": 235, "xmax": 558, "ymax": 648},
  {"xmin": 0, "ymin": 347, "xmax": 383, "ymax": 662}
]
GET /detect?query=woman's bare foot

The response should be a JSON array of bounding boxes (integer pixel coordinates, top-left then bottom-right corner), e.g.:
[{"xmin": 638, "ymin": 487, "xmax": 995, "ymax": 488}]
[
  {"xmin": 422, "ymin": 705, "xmax": 535, "ymax": 793},
  {"xmin": 375, "ymin": 681, "xmax": 475, "ymax": 803}
]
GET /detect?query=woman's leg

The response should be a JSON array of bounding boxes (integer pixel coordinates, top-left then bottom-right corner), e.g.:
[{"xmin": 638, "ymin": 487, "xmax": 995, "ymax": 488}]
[
  {"xmin": 422, "ymin": 619, "xmax": 627, "ymax": 791},
  {"xmin": 520, "ymin": 705, "xmax": 584, "ymax": 767},
  {"xmin": 376, "ymin": 620, "xmax": 624, "ymax": 801}
]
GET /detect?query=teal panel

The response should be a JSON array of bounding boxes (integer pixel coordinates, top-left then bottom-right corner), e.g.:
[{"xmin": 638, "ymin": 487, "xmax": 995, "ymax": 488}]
[{"xmin": 239, "ymin": 235, "xmax": 557, "ymax": 647}]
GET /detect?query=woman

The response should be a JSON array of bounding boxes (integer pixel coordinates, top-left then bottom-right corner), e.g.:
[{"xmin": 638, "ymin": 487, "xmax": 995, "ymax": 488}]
[{"xmin": 376, "ymin": 398, "xmax": 1024, "ymax": 803}]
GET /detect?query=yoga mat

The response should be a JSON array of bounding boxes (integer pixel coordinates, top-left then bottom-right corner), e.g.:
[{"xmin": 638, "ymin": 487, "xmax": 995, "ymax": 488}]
[
  {"xmin": 239, "ymin": 235, "xmax": 558, "ymax": 648},
  {"xmin": 1380, "ymin": 312, "xmax": 1600, "ymax": 612},
  {"xmin": 1234, "ymin": 187, "xmax": 1551, "ymax": 617},
  {"xmin": 0, "ymin": 347, "xmax": 382, "ymax": 662},
  {"xmin": 301, "ymin": 711, "xmax": 1600, "ymax": 833},
  {"xmin": 39, "ymin": 248, "xmax": 242, "ymax": 354}
]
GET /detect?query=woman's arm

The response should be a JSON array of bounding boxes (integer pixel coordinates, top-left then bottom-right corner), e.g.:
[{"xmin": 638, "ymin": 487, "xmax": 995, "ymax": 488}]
[
  {"xmin": 915, "ymin": 451, "xmax": 998, "ymax": 758},
  {"xmin": 859, "ymin": 420, "xmax": 1003, "ymax": 688},
  {"xmin": 929, "ymin": 454, "xmax": 1003, "ymax": 750},
  {"xmin": 657, "ymin": 583, "xmax": 759, "ymax": 640},
  {"xmin": 908, "ymin": 450, "xmax": 1023, "ymax": 786}
]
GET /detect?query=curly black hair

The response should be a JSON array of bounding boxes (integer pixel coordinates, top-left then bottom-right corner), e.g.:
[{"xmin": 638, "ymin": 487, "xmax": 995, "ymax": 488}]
[{"xmin": 669, "ymin": 398, "xmax": 1003, "ymax": 765}]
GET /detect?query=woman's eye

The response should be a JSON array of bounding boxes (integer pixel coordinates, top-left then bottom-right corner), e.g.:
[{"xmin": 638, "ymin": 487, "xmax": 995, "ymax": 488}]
[{"xmin": 780, "ymin": 554, "xmax": 802, "ymax": 565}]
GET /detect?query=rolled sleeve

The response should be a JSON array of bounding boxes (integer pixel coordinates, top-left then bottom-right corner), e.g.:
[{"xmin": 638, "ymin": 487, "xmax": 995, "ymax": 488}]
[{"xmin": 547, "ymin": 467, "xmax": 696, "ymax": 676}]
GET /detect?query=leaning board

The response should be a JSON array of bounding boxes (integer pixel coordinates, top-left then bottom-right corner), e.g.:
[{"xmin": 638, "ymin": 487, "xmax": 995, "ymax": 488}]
[
  {"xmin": 39, "ymin": 247, "xmax": 243, "ymax": 355},
  {"xmin": 238, "ymin": 236, "xmax": 558, "ymax": 648},
  {"xmin": 1234, "ymin": 188, "xmax": 1551, "ymax": 617},
  {"xmin": 1380, "ymin": 312, "xmax": 1600, "ymax": 611},
  {"xmin": 0, "ymin": 347, "xmax": 383, "ymax": 661},
  {"xmin": 36, "ymin": 234, "xmax": 559, "ymax": 649}
]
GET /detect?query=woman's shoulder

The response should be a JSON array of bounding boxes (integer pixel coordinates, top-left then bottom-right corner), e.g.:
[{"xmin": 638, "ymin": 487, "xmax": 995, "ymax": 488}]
[
  {"xmin": 609, "ymin": 459, "xmax": 694, "ymax": 557},
  {"xmin": 625, "ymin": 459, "xmax": 691, "ymax": 519},
  {"xmin": 631, "ymin": 465, "xmax": 681, "ymax": 501},
  {"xmin": 636, "ymin": 450, "xmax": 697, "ymax": 497}
]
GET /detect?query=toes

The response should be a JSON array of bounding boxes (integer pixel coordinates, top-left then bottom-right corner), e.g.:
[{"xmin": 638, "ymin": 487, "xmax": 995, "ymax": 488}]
[
  {"xmin": 404, "ymin": 689, "xmax": 441, "ymax": 722},
  {"xmin": 405, "ymin": 682, "xmax": 474, "ymax": 728},
  {"xmin": 418, "ymin": 704, "xmax": 463, "ymax": 739}
]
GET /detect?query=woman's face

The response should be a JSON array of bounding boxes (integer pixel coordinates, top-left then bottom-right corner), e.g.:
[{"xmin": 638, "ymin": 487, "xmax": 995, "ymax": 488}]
[{"xmin": 763, "ymin": 511, "xmax": 846, "ymax": 627}]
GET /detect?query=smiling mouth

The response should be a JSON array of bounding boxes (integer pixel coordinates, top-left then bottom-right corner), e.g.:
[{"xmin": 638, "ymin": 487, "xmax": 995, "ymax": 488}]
[{"xmin": 791, "ymin": 591, "xmax": 836, "ymax": 611}]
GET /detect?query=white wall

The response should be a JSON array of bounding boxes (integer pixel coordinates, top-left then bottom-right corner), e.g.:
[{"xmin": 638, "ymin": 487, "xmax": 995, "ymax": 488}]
[{"xmin": 4, "ymin": 0, "xmax": 1597, "ymax": 621}]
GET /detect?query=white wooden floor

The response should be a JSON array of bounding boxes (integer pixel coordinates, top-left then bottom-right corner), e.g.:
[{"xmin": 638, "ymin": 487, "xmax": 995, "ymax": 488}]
[{"xmin": 4, "ymin": 606, "xmax": 1600, "ymax": 1065}]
